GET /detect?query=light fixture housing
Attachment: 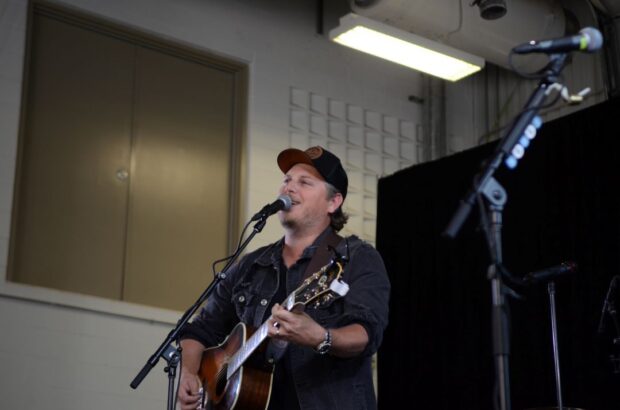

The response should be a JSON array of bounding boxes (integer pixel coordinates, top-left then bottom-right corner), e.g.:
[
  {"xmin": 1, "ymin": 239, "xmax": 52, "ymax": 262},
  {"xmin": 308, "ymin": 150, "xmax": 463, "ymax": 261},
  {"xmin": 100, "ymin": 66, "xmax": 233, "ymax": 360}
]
[{"xmin": 329, "ymin": 13, "xmax": 485, "ymax": 82}]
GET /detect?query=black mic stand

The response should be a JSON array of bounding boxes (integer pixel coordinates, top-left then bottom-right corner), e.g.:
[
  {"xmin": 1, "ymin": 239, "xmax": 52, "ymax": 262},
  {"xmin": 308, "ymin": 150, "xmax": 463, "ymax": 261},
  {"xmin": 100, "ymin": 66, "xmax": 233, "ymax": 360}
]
[
  {"xmin": 546, "ymin": 281, "xmax": 564, "ymax": 409},
  {"xmin": 600, "ymin": 276, "xmax": 620, "ymax": 373},
  {"xmin": 129, "ymin": 216, "xmax": 270, "ymax": 410},
  {"xmin": 443, "ymin": 52, "xmax": 570, "ymax": 410},
  {"xmin": 477, "ymin": 176, "xmax": 513, "ymax": 410},
  {"xmin": 609, "ymin": 302, "xmax": 620, "ymax": 374}
]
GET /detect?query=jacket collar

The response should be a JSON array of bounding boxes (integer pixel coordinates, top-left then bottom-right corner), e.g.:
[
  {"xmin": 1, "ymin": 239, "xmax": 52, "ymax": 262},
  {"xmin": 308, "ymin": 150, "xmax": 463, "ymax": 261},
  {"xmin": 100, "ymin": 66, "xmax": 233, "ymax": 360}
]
[{"xmin": 253, "ymin": 226, "xmax": 334, "ymax": 267}]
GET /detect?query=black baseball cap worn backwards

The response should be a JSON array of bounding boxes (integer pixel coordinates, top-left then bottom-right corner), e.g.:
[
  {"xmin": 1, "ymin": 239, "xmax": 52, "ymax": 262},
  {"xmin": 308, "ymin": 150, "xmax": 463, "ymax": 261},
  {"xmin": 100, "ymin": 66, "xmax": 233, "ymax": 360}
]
[{"xmin": 277, "ymin": 146, "xmax": 348, "ymax": 199}]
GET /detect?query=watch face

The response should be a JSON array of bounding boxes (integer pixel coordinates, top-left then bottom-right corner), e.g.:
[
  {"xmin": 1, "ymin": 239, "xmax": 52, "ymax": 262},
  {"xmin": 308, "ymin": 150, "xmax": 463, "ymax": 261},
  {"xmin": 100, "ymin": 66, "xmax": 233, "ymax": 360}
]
[
  {"xmin": 317, "ymin": 342, "xmax": 330, "ymax": 354},
  {"xmin": 316, "ymin": 330, "xmax": 332, "ymax": 354}
]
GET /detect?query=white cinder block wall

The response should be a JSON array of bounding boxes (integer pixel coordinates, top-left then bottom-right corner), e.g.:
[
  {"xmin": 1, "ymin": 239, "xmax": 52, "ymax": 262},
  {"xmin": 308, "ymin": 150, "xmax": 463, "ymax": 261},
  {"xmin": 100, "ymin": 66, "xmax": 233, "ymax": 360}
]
[{"xmin": 0, "ymin": 0, "xmax": 423, "ymax": 409}]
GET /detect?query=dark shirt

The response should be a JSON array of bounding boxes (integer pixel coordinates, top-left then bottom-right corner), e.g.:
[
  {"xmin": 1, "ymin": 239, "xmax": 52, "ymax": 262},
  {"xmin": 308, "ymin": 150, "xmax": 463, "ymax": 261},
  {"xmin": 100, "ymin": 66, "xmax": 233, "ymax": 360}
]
[
  {"xmin": 181, "ymin": 227, "xmax": 390, "ymax": 410},
  {"xmin": 267, "ymin": 259, "xmax": 300, "ymax": 410}
]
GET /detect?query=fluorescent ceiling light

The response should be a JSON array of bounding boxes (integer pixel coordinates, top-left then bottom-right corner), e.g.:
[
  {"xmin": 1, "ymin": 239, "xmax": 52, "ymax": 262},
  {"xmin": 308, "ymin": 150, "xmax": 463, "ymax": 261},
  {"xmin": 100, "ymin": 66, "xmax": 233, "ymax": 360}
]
[{"xmin": 329, "ymin": 13, "xmax": 485, "ymax": 82}]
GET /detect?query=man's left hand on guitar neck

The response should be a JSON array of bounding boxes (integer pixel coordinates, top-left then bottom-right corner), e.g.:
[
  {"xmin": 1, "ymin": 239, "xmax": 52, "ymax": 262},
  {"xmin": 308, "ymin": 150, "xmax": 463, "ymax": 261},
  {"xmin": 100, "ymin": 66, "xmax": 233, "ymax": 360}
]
[{"xmin": 267, "ymin": 303, "xmax": 369, "ymax": 358}]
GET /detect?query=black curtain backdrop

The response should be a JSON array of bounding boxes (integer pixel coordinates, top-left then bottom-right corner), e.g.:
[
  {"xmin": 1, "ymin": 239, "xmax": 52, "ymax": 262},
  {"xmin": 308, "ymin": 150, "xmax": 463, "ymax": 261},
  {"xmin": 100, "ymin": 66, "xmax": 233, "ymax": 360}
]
[{"xmin": 376, "ymin": 98, "xmax": 620, "ymax": 410}]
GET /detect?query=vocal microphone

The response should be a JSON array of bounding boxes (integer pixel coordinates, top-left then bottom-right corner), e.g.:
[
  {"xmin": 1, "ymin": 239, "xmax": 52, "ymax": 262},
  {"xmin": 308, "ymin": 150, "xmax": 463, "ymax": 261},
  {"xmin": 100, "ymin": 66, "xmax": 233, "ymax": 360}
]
[
  {"xmin": 251, "ymin": 195, "xmax": 292, "ymax": 221},
  {"xmin": 512, "ymin": 27, "xmax": 603, "ymax": 55},
  {"xmin": 523, "ymin": 261, "xmax": 578, "ymax": 284},
  {"xmin": 598, "ymin": 275, "xmax": 619, "ymax": 334}
]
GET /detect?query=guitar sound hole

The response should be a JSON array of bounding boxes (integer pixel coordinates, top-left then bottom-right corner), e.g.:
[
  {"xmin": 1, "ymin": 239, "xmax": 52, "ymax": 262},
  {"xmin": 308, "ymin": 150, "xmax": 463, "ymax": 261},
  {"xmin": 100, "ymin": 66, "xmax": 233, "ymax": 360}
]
[{"xmin": 215, "ymin": 364, "xmax": 228, "ymax": 396}]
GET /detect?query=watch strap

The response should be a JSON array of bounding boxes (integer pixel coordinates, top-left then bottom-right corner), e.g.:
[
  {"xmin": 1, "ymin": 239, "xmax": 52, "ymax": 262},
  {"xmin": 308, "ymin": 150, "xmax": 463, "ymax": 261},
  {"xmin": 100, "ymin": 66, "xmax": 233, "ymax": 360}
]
[{"xmin": 315, "ymin": 329, "xmax": 332, "ymax": 354}]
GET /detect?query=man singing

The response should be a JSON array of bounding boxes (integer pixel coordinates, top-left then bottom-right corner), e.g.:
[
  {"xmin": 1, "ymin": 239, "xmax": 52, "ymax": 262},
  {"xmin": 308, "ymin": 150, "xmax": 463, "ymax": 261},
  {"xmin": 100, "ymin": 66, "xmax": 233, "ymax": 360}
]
[{"xmin": 178, "ymin": 146, "xmax": 390, "ymax": 410}]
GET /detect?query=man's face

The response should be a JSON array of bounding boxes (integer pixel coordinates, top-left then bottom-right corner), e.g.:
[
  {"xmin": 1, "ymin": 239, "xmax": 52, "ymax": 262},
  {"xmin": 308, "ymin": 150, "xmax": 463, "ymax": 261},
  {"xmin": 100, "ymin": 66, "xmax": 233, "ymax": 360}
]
[{"xmin": 277, "ymin": 163, "xmax": 341, "ymax": 230}]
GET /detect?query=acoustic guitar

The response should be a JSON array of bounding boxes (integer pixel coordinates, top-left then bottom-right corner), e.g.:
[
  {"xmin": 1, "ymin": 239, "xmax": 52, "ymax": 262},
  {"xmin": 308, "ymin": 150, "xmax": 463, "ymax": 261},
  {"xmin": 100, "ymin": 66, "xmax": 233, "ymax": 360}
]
[{"xmin": 197, "ymin": 253, "xmax": 349, "ymax": 410}]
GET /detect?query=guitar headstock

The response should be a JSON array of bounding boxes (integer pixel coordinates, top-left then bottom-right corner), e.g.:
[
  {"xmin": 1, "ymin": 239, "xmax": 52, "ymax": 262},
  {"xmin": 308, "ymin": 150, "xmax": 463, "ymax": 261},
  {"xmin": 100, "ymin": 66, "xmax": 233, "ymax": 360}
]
[{"xmin": 285, "ymin": 250, "xmax": 350, "ymax": 311}]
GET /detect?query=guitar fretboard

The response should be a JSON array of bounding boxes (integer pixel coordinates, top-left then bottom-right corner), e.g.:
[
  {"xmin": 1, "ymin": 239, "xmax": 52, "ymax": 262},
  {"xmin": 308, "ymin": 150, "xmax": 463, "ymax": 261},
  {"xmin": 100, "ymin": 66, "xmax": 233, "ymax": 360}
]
[{"xmin": 223, "ymin": 261, "xmax": 347, "ymax": 380}]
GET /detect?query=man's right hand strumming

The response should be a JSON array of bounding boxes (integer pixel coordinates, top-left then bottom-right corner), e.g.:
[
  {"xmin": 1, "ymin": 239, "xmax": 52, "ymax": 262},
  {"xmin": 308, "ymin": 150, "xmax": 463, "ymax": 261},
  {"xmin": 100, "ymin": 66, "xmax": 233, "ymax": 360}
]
[
  {"xmin": 177, "ymin": 370, "xmax": 204, "ymax": 410},
  {"xmin": 178, "ymin": 339, "xmax": 207, "ymax": 410}
]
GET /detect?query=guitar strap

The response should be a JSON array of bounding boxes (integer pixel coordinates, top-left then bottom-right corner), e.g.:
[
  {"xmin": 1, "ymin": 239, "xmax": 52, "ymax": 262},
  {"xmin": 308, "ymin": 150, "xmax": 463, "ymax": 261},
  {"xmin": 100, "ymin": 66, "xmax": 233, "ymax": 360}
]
[{"xmin": 302, "ymin": 229, "xmax": 344, "ymax": 280}]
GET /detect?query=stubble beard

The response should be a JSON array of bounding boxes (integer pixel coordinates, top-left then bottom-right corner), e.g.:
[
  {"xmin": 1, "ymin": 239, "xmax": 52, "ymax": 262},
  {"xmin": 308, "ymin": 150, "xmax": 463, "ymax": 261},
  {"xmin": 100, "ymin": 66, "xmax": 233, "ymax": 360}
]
[
  {"xmin": 279, "ymin": 211, "xmax": 297, "ymax": 230},
  {"xmin": 280, "ymin": 217, "xmax": 296, "ymax": 230}
]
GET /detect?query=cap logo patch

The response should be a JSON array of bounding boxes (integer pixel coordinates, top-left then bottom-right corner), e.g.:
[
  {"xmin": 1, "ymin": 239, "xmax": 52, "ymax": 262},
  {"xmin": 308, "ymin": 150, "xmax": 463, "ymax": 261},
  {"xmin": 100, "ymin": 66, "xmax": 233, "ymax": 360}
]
[{"xmin": 305, "ymin": 146, "xmax": 323, "ymax": 160}]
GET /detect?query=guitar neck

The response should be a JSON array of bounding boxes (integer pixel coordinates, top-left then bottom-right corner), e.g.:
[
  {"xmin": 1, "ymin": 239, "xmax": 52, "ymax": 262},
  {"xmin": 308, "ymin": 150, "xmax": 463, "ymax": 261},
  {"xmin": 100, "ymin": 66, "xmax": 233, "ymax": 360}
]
[
  {"xmin": 225, "ymin": 261, "xmax": 346, "ymax": 379},
  {"xmin": 226, "ymin": 291, "xmax": 298, "ymax": 378},
  {"xmin": 226, "ymin": 319, "xmax": 270, "ymax": 378}
]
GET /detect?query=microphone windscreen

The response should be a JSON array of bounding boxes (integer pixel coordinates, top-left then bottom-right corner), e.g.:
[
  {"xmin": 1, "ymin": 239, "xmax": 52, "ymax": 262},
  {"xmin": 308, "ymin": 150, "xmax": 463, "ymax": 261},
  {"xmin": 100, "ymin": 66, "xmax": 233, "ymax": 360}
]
[
  {"xmin": 278, "ymin": 195, "xmax": 292, "ymax": 211},
  {"xmin": 581, "ymin": 27, "xmax": 603, "ymax": 52}
]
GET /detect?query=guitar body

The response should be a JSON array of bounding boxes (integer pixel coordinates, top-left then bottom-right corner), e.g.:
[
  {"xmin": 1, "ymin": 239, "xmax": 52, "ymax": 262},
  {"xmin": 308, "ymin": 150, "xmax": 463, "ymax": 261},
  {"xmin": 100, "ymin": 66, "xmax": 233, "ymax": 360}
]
[{"xmin": 199, "ymin": 322, "xmax": 274, "ymax": 410}]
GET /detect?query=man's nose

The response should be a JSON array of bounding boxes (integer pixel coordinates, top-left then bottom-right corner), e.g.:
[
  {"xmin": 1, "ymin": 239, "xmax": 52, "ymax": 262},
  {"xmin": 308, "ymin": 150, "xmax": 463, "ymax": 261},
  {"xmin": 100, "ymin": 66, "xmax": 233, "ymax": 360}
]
[{"xmin": 283, "ymin": 180, "xmax": 297, "ymax": 193}]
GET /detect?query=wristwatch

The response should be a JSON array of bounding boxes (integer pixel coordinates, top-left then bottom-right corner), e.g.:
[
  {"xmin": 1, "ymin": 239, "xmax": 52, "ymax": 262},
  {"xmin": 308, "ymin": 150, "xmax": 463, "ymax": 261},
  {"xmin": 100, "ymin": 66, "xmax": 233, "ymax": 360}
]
[{"xmin": 315, "ymin": 329, "xmax": 332, "ymax": 355}]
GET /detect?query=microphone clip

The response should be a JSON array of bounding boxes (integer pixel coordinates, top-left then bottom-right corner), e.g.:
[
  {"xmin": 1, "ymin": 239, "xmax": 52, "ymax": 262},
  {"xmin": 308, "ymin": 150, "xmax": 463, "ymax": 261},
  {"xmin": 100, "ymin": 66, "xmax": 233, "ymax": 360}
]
[{"xmin": 545, "ymin": 82, "xmax": 592, "ymax": 105}]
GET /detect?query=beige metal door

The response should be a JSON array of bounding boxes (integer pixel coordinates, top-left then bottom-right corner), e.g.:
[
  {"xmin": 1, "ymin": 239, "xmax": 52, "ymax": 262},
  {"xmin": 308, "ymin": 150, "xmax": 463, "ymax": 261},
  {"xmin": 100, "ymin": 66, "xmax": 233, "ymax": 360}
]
[
  {"xmin": 122, "ymin": 47, "xmax": 234, "ymax": 310},
  {"xmin": 10, "ymin": 10, "xmax": 240, "ymax": 311},
  {"xmin": 10, "ymin": 13, "xmax": 133, "ymax": 298}
]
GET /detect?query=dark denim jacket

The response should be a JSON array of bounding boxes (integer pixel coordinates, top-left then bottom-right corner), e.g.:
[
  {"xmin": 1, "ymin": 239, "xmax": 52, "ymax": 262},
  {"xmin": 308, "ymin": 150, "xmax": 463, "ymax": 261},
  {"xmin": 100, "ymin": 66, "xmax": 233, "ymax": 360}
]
[{"xmin": 181, "ymin": 228, "xmax": 390, "ymax": 410}]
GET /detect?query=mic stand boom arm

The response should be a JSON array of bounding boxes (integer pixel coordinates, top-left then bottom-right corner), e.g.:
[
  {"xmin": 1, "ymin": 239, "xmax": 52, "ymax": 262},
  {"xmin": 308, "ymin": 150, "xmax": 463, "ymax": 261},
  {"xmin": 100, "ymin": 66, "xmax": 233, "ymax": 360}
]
[
  {"xmin": 130, "ymin": 216, "xmax": 270, "ymax": 410},
  {"xmin": 443, "ymin": 53, "xmax": 569, "ymax": 239},
  {"xmin": 442, "ymin": 53, "xmax": 570, "ymax": 410}
]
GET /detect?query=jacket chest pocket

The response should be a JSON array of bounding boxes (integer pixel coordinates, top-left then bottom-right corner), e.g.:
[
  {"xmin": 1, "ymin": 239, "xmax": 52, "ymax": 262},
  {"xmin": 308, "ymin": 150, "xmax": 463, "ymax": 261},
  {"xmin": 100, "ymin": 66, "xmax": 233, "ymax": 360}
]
[
  {"xmin": 232, "ymin": 284, "xmax": 257, "ymax": 325},
  {"xmin": 231, "ymin": 279, "xmax": 274, "ymax": 325}
]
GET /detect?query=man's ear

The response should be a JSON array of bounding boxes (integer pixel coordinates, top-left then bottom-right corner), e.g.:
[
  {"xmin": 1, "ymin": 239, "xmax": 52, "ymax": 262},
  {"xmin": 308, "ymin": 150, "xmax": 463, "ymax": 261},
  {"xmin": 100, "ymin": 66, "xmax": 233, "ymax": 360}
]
[{"xmin": 327, "ymin": 192, "xmax": 344, "ymax": 214}]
